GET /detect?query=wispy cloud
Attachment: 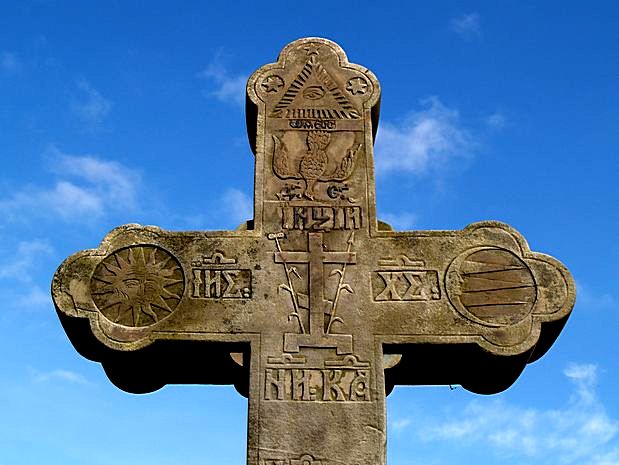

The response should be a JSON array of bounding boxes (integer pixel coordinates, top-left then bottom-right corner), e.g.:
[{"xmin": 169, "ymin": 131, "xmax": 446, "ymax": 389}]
[
  {"xmin": 391, "ymin": 418, "xmax": 412, "ymax": 434},
  {"xmin": 0, "ymin": 239, "xmax": 53, "ymax": 282},
  {"xmin": 163, "ymin": 187, "xmax": 253, "ymax": 230},
  {"xmin": 198, "ymin": 56, "xmax": 247, "ymax": 106},
  {"xmin": 71, "ymin": 79, "xmax": 112, "ymax": 126},
  {"xmin": 220, "ymin": 188, "xmax": 252, "ymax": 227},
  {"xmin": 0, "ymin": 145, "xmax": 141, "ymax": 222},
  {"xmin": 17, "ymin": 285, "xmax": 50, "ymax": 307},
  {"xmin": 50, "ymin": 147, "xmax": 139, "ymax": 206},
  {"xmin": 576, "ymin": 280, "xmax": 615, "ymax": 310},
  {"xmin": 450, "ymin": 13, "xmax": 482, "ymax": 39},
  {"xmin": 486, "ymin": 112, "xmax": 505, "ymax": 129},
  {"xmin": 414, "ymin": 363, "xmax": 619, "ymax": 464},
  {"xmin": 0, "ymin": 51, "xmax": 21, "ymax": 74},
  {"xmin": 0, "ymin": 239, "xmax": 54, "ymax": 309},
  {"xmin": 564, "ymin": 363, "xmax": 598, "ymax": 404},
  {"xmin": 32, "ymin": 368, "xmax": 89, "ymax": 385},
  {"xmin": 375, "ymin": 97, "xmax": 474, "ymax": 176},
  {"xmin": 380, "ymin": 212, "xmax": 417, "ymax": 230}
]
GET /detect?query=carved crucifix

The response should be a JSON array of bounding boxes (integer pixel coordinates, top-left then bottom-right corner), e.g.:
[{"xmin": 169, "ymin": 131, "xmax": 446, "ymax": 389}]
[{"xmin": 52, "ymin": 38, "xmax": 575, "ymax": 465}]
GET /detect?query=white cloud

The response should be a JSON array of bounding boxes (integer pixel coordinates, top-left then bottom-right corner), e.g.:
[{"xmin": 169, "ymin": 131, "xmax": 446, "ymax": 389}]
[
  {"xmin": 0, "ymin": 239, "xmax": 53, "ymax": 282},
  {"xmin": 45, "ymin": 181, "xmax": 103, "ymax": 215},
  {"xmin": 417, "ymin": 363, "xmax": 619, "ymax": 465},
  {"xmin": 51, "ymin": 148, "xmax": 139, "ymax": 207},
  {"xmin": 564, "ymin": 363, "xmax": 597, "ymax": 383},
  {"xmin": 220, "ymin": 188, "xmax": 253, "ymax": 227},
  {"xmin": 450, "ymin": 13, "xmax": 482, "ymax": 38},
  {"xmin": 486, "ymin": 112, "xmax": 505, "ymax": 129},
  {"xmin": 71, "ymin": 79, "xmax": 112, "ymax": 126},
  {"xmin": 375, "ymin": 97, "xmax": 474, "ymax": 176},
  {"xmin": 0, "ymin": 51, "xmax": 21, "ymax": 73},
  {"xmin": 589, "ymin": 449, "xmax": 619, "ymax": 465},
  {"xmin": 198, "ymin": 57, "xmax": 247, "ymax": 106},
  {"xmin": 564, "ymin": 362, "xmax": 598, "ymax": 404},
  {"xmin": 32, "ymin": 368, "xmax": 89, "ymax": 385},
  {"xmin": 380, "ymin": 212, "xmax": 417, "ymax": 230},
  {"xmin": 391, "ymin": 418, "xmax": 412, "ymax": 433},
  {"xmin": 17, "ymin": 285, "xmax": 50, "ymax": 307},
  {"xmin": 0, "ymin": 240, "xmax": 54, "ymax": 309},
  {"xmin": 0, "ymin": 146, "xmax": 141, "ymax": 222},
  {"xmin": 576, "ymin": 280, "xmax": 615, "ymax": 310}
]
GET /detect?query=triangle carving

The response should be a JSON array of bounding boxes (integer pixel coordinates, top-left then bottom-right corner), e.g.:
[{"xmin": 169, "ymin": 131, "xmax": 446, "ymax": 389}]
[{"xmin": 270, "ymin": 55, "xmax": 360, "ymax": 119}]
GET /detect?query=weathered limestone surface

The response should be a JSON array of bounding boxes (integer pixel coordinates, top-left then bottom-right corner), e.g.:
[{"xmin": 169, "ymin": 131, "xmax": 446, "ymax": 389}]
[{"xmin": 52, "ymin": 38, "xmax": 575, "ymax": 465}]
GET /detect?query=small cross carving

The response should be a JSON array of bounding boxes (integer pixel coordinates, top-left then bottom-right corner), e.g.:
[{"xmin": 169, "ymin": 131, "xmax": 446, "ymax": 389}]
[
  {"xmin": 52, "ymin": 38, "xmax": 575, "ymax": 465},
  {"xmin": 273, "ymin": 231, "xmax": 356, "ymax": 354}
]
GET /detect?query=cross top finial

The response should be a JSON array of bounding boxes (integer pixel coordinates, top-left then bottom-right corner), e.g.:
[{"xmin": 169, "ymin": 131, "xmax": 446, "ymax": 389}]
[{"xmin": 246, "ymin": 38, "xmax": 381, "ymax": 235}]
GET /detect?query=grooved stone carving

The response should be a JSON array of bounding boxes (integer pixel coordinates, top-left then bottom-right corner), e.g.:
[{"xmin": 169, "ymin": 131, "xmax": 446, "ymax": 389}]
[
  {"xmin": 52, "ymin": 38, "xmax": 575, "ymax": 465},
  {"xmin": 90, "ymin": 245, "xmax": 184, "ymax": 327}
]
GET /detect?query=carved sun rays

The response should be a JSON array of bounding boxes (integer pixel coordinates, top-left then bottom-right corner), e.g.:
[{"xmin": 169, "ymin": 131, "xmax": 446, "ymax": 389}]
[{"xmin": 90, "ymin": 245, "xmax": 184, "ymax": 327}]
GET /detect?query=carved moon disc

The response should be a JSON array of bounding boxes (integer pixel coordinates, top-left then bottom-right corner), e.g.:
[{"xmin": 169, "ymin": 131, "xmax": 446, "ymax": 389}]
[
  {"xmin": 90, "ymin": 245, "xmax": 185, "ymax": 328},
  {"xmin": 446, "ymin": 247, "xmax": 537, "ymax": 326}
]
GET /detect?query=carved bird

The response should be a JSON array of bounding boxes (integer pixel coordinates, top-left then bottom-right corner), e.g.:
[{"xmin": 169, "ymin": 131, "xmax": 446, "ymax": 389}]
[
  {"xmin": 272, "ymin": 131, "xmax": 361, "ymax": 200},
  {"xmin": 299, "ymin": 131, "xmax": 330, "ymax": 200}
]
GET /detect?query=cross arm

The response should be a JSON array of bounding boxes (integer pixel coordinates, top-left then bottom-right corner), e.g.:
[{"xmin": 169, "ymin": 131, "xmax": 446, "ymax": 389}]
[
  {"xmin": 368, "ymin": 221, "xmax": 575, "ymax": 394},
  {"xmin": 52, "ymin": 223, "xmax": 264, "ymax": 393}
]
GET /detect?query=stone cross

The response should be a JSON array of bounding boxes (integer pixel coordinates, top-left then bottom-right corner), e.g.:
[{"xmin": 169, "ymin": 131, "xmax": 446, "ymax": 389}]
[{"xmin": 52, "ymin": 38, "xmax": 575, "ymax": 465}]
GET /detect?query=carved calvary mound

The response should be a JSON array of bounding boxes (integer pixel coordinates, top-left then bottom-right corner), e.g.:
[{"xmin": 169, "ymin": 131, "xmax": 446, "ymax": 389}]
[{"xmin": 52, "ymin": 38, "xmax": 575, "ymax": 465}]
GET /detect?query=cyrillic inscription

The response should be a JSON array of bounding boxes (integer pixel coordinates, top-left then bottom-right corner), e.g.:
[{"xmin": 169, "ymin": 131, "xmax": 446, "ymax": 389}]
[
  {"xmin": 289, "ymin": 119, "xmax": 336, "ymax": 130},
  {"xmin": 264, "ymin": 356, "xmax": 371, "ymax": 402},
  {"xmin": 373, "ymin": 271, "xmax": 440, "ymax": 301},
  {"xmin": 264, "ymin": 367, "xmax": 370, "ymax": 402},
  {"xmin": 281, "ymin": 205, "xmax": 362, "ymax": 231},
  {"xmin": 190, "ymin": 252, "xmax": 251, "ymax": 299},
  {"xmin": 372, "ymin": 256, "xmax": 440, "ymax": 301}
]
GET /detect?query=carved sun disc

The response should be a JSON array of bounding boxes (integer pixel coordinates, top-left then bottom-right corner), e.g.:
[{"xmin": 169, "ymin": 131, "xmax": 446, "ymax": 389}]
[{"xmin": 90, "ymin": 245, "xmax": 185, "ymax": 327}]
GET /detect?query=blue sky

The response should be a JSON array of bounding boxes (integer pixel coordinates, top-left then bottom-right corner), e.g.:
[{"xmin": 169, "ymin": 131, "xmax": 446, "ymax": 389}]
[{"xmin": 0, "ymin": 2, "xmax": 618, "ymax": 464}]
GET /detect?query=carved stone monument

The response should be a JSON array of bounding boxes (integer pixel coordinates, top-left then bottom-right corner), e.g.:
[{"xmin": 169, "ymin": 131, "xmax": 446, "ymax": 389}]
[{"xmin": 52, "ymin": 38, "xmax": 575, "ymax": 465}]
